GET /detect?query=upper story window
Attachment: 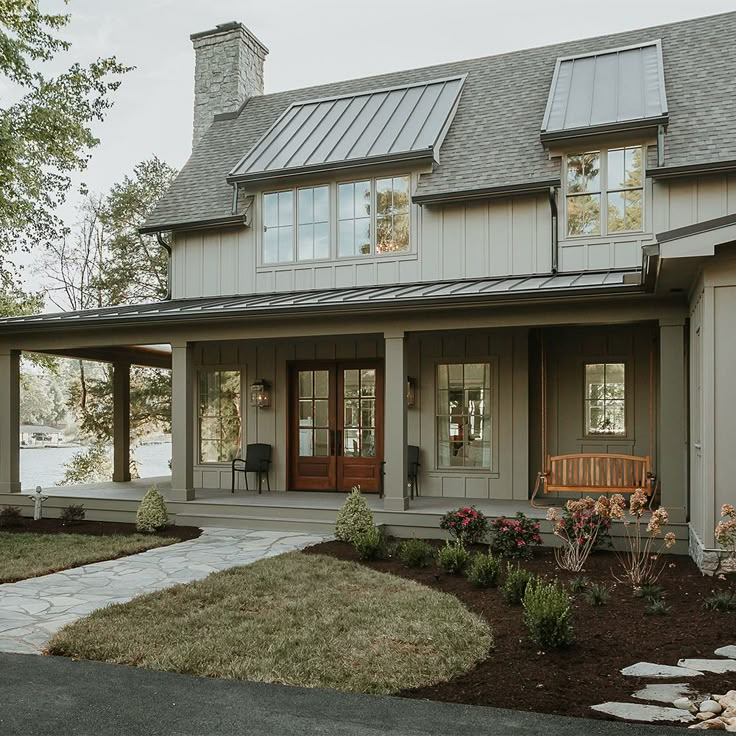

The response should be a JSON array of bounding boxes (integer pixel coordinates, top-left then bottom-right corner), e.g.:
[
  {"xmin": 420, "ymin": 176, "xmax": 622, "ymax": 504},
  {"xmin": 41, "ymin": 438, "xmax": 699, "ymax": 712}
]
[
  {"xmin": 565, "ymin": 146, "xmax": 643, "ymax": 238},
  {"xmin": 297, "ymin": 186, "xmax": 329, "ymax": 261},
  {"xmin": 376, "ymin": 176, "xmax": 410, "ymax": 253},
  {"xmin": 338, "ymin": 180, "xmax": 371, "ymax": 257},
  {"xmin": 263, "ymin": 190, "xmax": 294, "ymax": 264}
]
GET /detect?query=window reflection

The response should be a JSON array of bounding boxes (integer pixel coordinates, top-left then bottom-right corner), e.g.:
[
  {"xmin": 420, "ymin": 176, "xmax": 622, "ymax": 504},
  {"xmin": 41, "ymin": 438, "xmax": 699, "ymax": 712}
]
[
  {"xmin": 198, "ymin": 371, "xmax": 242, "ymax": 463},
  {"xmin": 584, "ymin": 362, "xmax": 626, "ymax": 435},
  {"xmin": 297, "ymin": 185, "xmax": 329, "ymax": 261}
]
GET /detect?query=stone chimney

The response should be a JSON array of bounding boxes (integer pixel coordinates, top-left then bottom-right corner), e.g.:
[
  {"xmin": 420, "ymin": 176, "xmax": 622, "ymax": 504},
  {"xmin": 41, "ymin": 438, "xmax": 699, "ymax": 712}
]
[{"xmin": 190, "ymin": 22, "xmax": 268, "ymax": 148}]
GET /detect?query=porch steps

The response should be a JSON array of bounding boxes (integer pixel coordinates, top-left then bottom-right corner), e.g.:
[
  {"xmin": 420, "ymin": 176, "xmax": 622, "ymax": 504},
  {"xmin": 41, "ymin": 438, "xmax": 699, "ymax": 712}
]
[{"xmin": 173, "ymin": 512, "xmax": 335, "ymax": 535}]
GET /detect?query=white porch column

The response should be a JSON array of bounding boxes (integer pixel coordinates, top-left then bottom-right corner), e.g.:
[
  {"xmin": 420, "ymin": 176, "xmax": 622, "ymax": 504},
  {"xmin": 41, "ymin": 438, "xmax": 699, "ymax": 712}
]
[
  {"xmin": 171, "ymin": 342, "xmax": 195, "ymax": 501},
  {"xmin": 0, "ymin": 349, "xmax": 21, "ymax": 493},
  {"xmin": 659, "ymin": 318, "xmax": 687, "ymax": 519},
  {"xmin": 384, "ymin": 331, "xmax": 408, "ymax": 511},
  {"xmin": 112, "ymin": 362, "xmax": 131, "ymax": 483}
]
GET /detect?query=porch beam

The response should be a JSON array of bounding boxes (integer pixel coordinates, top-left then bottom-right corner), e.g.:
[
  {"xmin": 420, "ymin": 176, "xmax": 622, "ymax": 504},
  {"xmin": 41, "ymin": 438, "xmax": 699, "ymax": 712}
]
[
  {"xmin": 170, "ymin": 342, "xmax": 194, "ymax": 501},
  {"xmin": 383, "ymin": 331, "xmax": 408, "ymax": 511},
  {"xmin": 658, "ymin": 318, "xmax": 687, "ymax": 518},
  {"xmin": 112, "ymin": 362, "xmax": 131, "ymax": 483},
  {"xmin": 0, "ymin": 349, "xmax": 21, "ymax": 492}
]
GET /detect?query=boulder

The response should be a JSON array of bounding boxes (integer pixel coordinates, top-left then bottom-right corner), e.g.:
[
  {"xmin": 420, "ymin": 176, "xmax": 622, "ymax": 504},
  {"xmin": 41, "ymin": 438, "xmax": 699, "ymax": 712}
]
[{"xmin": 703, "ymin": 701, "xmax": 725, "ymax": 715}]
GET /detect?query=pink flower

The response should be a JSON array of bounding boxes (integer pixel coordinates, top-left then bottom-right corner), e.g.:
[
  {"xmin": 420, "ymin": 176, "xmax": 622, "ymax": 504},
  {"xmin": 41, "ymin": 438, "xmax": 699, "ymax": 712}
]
[{"xmin": 517, "ymin": 540, "xmax": 525, "ymax": 546}]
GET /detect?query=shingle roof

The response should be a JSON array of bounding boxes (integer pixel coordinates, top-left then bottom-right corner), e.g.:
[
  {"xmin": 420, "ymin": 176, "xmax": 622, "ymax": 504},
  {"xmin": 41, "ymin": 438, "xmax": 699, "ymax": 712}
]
[{"xmin": 144, "ymin": 11, "xmax": 736, "ymax": 231}]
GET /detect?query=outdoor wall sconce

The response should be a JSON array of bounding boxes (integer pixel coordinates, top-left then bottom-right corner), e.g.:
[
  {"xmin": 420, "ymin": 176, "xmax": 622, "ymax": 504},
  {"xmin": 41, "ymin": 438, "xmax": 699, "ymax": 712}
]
[
  {"xmin": 250, "ymin": 379, "xmax": 271, "ymax": 409},
  {"xmin": 406, "ymin": 376, "xmax": 417, "ymax": 408}
]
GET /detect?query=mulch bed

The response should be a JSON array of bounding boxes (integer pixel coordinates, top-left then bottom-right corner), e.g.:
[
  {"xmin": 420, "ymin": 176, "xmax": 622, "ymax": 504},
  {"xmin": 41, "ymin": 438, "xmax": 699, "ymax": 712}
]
[
  {"xmin": 306, "ymin": 540, "xmax": 736, "ymax": 723},
  {"xmin": 0, "ymin": 517, "xmax": 201, "ymax": 542}
]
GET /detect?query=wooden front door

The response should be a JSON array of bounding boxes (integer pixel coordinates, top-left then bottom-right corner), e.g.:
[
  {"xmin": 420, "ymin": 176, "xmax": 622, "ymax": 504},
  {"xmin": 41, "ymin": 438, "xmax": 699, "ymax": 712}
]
[{"xmin": 289, "ymin": 361, "xmax": 383, "ymax": 492}]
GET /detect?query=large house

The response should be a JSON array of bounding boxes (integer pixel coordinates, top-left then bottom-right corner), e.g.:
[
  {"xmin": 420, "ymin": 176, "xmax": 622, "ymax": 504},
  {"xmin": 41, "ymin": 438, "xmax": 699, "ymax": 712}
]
[{"xmin": 1, "ymin": 12, "xmax": 735, "ymax": 571}]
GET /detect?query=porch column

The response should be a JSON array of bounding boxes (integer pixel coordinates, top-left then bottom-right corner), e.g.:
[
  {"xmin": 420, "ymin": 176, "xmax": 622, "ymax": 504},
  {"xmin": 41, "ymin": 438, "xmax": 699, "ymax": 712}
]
[
  {"xmin": 384, "ymin": 331, "xmax": 408, "ymax": 511},
  {"xmin": 0, "ymin": 349, "xmax": 21, "ymax": 493},
  {"xmin": 659, "ymin": 318, "xmax": 687, "ymax": 519},
  {"xmin": 112, "ymin": 362, "xmax": 131, "ymax": 482},
  {"xmin": 171, "ymin": 342, "xmax": 195, "ymax": 501}
]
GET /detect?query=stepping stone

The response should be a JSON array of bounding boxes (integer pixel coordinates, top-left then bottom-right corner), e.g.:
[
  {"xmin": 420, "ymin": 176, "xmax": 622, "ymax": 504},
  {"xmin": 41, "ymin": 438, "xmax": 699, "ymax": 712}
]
[
  {"xmin": 678, "ymin": 658, "xmax": 736, "ymax": 674},
  {"xmin": 592, "ymin": 702, "xmax": 696, "ymax": 723},
  {"xmin": 621, "ymin": 662, "xmax": 705, "ymax": 678},
  {"xmin": 715, "ymin": 646, "xmax": 736, "ymax": 659},
  {"xmin": 633, "ymin": 683, "xmax": 695, "ymax": 704}
]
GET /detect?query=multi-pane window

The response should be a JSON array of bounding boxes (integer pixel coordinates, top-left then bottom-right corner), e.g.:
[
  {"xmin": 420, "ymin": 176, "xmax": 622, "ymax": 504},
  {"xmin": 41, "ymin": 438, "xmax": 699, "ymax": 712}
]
[
  {"xmin": 198, "ymin": 370, "xmax": 242, "ymax": 463},
  {"xmin": 343, "ymin": 368, "xmax": 376, "ymax": 458},
  {"xmin": 584, "ymin": 363, "xmax": 626, "ymax": 436},
  {"xmin": 338, "ymin": 180, "xmax": 371, "ymax": 257},
  {"xmin": 263, "ymin": 190, "xmax": 294, "ymax": 263},
  {"xmin": 298, "ymin": 370, "xmax": 330, "ymax": 457},
  {"xmin": 566, "ymin": 147, "xmax": 643, "ymax": 237},
  {"xmin": 297, "ymin": 186, "xmax": 329, "ymax": 261},
  {"xmin": 376, "ymin": 176, "xmax": 410, "ymax": 253},
  {"xmin": 436, "ymin": 363, "xmax": 492, "ymax": 468}
]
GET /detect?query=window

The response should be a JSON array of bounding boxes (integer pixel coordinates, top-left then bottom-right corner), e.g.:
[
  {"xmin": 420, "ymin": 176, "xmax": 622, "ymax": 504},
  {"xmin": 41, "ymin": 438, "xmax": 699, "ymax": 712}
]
[
  {"xmin": 198, "ymin": 370, "xmax": 242, "ymax": 463},
  {"xmin": 566, "ymin": 147, "xmax": 643, "ymax": 237},
  {"xmin": 263, "ymin": 190, "xmax": 294, "ymax": 263},
  {"xmin": 338, "ymin": 175, "xmax": 410, "ymax": 257},
  {"xmin": 584, "ymin": 363, "xmax": 626, "ymax": 436},
  {"xmin": 436, "ymin": 363, "xmax": 492, "ymax": 468},
  {"xmin": 297, "ymin": 186, "xmax": 329, "ymax": 261}
]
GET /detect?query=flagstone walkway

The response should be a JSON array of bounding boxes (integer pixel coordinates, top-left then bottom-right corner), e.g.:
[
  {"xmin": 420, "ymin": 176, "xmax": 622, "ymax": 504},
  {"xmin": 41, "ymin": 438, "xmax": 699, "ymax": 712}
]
[{"xmin": 0, "ymin": 527, "xmax": 325, "ymax": 655}]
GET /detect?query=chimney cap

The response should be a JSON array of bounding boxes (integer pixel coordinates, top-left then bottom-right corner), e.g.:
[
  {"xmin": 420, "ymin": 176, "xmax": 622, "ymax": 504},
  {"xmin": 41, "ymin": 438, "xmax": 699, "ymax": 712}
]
[{"xmin": 190, "ymin": 21, "xmax": 268, "ymax": 55}]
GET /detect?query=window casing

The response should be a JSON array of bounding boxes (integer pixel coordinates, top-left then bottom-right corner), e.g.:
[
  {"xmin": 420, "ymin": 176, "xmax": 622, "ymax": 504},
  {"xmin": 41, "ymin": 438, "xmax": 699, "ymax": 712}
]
[
  {"xmin": 584, "ymin": 362, "xmax": 626, "ymax": 436},
  {"xmin": 565, "ymin": 146, "xmax": 643, "ymax": 238},
  {"xmin": 436, "ymin": 363, "xmax": 492, "ymax": 468},
  {"xmin": 198, "ymin": 370, "xmax": 242, "ymax": 463}
]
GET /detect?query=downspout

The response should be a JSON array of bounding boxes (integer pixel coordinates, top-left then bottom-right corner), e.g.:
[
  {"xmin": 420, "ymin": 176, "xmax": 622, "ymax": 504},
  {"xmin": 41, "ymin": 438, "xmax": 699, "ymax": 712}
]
[
  {"xmin": 548, "ymin": 186, "xmax": 559, "ymax": 274},
  {"xmin": 156, "ymin": 232, "xmax": 173, "ymax": 300}
]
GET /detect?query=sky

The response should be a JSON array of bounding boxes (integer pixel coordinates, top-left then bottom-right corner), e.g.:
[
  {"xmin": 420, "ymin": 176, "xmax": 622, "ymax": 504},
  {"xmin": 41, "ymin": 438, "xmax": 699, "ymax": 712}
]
[{"xmin": 13, "ymin": 0, "xmax": 736, "ymax": 292}]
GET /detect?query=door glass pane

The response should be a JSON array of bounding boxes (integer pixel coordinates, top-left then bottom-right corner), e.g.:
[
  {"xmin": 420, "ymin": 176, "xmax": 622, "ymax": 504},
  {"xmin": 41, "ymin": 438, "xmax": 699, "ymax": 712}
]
[
  {"xmin": 361, "ymin": 429, "xmax": 375, "ymax": 457},
  {"xmin": 361, "ymin": 400, "xmax": 375, "ymax": 428},
  {"xmin": 344, "ymin": 398, "xmax": 359, "ymax": 427},
  {"xmin": 344, "ymin": 369, "xmax": 359, "ymax": 397},
  {"xmin": 298, "ymin": 371, "xmax": 313, "ymax": 398},
  {"xmin": 314, "ymin": 399, "xmax": 329, "ymax": 428},
  {"xmin": 298, "ymin": 400, "xmax": 313, "ymax": 426},
  {"xmin": 299, "ymin": 428, "xmax": 313, "ymax": 457},
  {"xmin": 314, "ymin": 370, "xmax": 329, "ymax": 399},
  {"xmin": 360, "ymin": 369, "xmax": 376, "ymax": 397},
  {"xmin": 344, "ymin": 429, "xmax": 360, "ymax": 457},
  {"xmin": 314, "ymin": 429, "xmax": 329, "ymax": 457}
]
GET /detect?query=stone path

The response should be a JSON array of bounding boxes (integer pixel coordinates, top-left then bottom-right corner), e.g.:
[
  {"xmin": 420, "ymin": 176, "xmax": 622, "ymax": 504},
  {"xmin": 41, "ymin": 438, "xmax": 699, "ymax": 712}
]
[{"xmin": 0, "ymin": 527, "xmax": 325, "ymax": 655}]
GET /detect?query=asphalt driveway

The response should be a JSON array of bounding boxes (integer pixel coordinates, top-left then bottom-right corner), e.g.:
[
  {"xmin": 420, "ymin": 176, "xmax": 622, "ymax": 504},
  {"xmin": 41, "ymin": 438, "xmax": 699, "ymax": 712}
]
[{"xmin": 0, "ymin": 653, "xmax": 685, "ymax": 736}]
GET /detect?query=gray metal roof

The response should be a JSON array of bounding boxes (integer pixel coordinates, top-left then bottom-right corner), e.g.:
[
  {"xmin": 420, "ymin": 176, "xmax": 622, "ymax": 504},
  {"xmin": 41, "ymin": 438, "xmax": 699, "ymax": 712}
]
[
  {"xmin": 541, "ymin": 41, "xmax": 668, "ymax": 139},
  {"xmin": 228, "ymin": 76, "xmax": 465, "ymax": 184},
  {"xmin": 144, "ymin": 12, "xmax": 736, "ymax": 231},
  {"xmin": 0, "ymin": 271, "xmax": 642, "ymax": 334}
]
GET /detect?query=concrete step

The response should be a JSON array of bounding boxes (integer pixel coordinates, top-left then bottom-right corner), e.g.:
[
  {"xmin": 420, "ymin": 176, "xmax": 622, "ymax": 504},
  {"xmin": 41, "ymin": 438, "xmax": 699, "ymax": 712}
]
[
  {"xmin": 172, "ymin": 512, "xmax": 335, "ymax": 535},
  {"xmin": 174, "ymin": 500, "xmax": 342, "ymax": 522}
]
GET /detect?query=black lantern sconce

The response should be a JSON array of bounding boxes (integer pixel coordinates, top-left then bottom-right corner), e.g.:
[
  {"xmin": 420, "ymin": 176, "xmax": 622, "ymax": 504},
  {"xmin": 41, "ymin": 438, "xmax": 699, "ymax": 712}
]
[
  {"xmin": 250, "ymin": 379, "xmax": 271, "ymax": 409},
  {"xmin": 406, "ymin": 376, "xmax": 417, "ymax": 408}
]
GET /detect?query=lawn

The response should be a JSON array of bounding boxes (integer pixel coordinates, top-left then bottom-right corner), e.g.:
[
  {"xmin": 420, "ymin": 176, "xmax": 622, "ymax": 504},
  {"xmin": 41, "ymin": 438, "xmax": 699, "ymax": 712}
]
[
  {"xmin": 0, "ymin": 532, "xmax": 177, "ymax": 583},
  {"xmin": 47, "ymin": 552, "xmax": 492, "ymax": 694}
]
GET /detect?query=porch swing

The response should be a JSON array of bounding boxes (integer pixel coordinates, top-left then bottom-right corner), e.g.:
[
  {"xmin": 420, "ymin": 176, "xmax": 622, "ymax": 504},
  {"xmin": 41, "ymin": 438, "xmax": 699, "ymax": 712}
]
[{"xmin": 530, "ymin": 330, "xmax": 657, "ymax": 508}]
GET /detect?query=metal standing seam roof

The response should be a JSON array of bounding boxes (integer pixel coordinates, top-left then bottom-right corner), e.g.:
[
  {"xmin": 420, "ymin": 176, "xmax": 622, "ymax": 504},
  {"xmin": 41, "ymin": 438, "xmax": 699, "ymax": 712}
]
[
  {"xmin": 541, "ymin": 40, "xmax": 668, "ymax": 139},
  {"xmin": 0, "ymin": 271, "xmax": 642, "ymax": 332},
  {"xmin": 227, "ymin": 76, "xmax": 466, "ymax": 184}
]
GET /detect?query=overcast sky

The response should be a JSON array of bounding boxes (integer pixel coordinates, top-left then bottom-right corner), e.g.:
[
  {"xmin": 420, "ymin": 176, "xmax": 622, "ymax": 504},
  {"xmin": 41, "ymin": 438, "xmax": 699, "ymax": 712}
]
[{"xmin": 14, "ymin": 0, "xmax": 736, "ymax": 292}]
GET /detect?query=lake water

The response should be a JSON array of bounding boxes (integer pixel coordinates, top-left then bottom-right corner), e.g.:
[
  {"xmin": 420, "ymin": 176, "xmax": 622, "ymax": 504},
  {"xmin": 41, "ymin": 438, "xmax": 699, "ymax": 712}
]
[{"xmin": 20, "ymin": 442, "xmax": 172, "ymax": 489}]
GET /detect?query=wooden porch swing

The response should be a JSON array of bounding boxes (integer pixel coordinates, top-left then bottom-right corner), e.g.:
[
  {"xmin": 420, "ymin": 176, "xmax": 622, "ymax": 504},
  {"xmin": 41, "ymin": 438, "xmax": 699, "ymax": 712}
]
[{"xmin": 530, "ymin": 331, "xmax": 657, "ymax": 508}]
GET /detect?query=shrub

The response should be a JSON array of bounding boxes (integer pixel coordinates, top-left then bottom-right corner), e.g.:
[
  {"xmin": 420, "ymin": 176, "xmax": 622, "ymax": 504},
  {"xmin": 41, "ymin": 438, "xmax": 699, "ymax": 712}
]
[
  {"xmin": 0, "ymin": 505, "xmax": 23, "ymax": 528},
  {"xmin": 439, "ymin": 506, "xmax": 489, "ymax": 544},
  {"xmin": 467, "ymin": 550, "xmax": 501, "ymax": 588},
  {"xmin": 501, "ymin": 563, "xmax": 535, "ymax": 605},
  {"xmin": 703, "ymin": 591, "xmax": 736, "ymax": 612},
  {"xmin": 353, "ymin": 526, "xmax": 386, "ymax": 561},
  {"xmin": 523, "ymin": 579, "xmax": 574, "ymax": 648},
  {"xmin": 335, "ymin": 486, "xmax": 374, "ymax": 543},
  {"xmin": 397, "ymin": 538, "xmax": 433, "ymax": 568},
  {"xmin": 59, "ymin": 504, "xmax": 86, "ymax": 525},
  {"xmin": 715, "ymin": 503, "xmax": 736, "ymax": 560},
  {"xmin": 568, "ymin": 575, "xmax": 591, "ymax": 595},
  {"xmin": 437, "ymin": 541, "xmax": 470, "ymax": 575},
  {"xmin": 646, "ymin": 598, "xmax": 671, "ymax": 616},
  {"xmin": 491, "ymin": 513, "xmax": 542, "ymax": 559},
  {"xmin": 634, "ymin": 583, "xmax": 664, "ymax": 600},
  {"xmin": 136, "ymin": 486, "xmax": 169, "ymax": 532},
  {"xmin": 584, "ymin": 582, "xmax": 610, "ymax": 606}
]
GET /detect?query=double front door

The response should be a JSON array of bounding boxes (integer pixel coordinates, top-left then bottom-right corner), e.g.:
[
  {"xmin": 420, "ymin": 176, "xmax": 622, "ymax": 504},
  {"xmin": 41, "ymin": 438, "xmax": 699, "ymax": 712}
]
[{"xmin": 289, "ymin": 361, "xmax": 383, "ymax": 492}]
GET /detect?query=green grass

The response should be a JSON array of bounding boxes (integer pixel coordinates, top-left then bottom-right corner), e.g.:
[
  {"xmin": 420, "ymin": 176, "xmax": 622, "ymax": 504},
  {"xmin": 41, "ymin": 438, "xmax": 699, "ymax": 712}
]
[
  {"xmin": 0, "ymin": 532, "xmax": 175, "ymax": 583},
  {"xmin": 48, "ymin": 552, "xmax": 492, "ymax": 694}
]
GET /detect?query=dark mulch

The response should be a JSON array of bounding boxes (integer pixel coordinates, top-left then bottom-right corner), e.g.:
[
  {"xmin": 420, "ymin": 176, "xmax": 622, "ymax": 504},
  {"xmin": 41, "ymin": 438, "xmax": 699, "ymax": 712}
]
[
  {"xmin": 0, "ymin": 517, "xmax": 201, "ymax": 542},
  {"xmin": 306, "ymin": 540, "xmax": 736, "ymax": 723}
]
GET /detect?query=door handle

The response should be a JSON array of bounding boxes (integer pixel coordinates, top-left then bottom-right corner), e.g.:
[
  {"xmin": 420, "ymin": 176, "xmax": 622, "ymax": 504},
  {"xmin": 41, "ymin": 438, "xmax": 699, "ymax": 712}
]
[
  {"xmin": 329, "ymin": 430, "xmax": 335, "ymax": 456},
  {"xmin": 337, "ymin": 430, "xmax": 342, "ymax": 456}
]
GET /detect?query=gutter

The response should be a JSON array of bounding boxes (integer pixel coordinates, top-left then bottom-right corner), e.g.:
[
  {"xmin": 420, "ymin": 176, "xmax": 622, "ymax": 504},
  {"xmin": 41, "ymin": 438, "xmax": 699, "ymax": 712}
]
[
  {"xmin": 155, "ymin": 233, "xmax": 173, "ymax": 300},
  {"xmin": 540, "ymin": 115, "xmax": 669, "ymax": 145},
  {"xmin": 138, "ymin": 214, "xmax": 249, "ymax": 236},
  {"xmin": 413, "ymin": 179, "xmax": 560, "ymax": 206},
  {"xmin": 647, "ymin": 159, "xmax": 736, "ymax": 180}
]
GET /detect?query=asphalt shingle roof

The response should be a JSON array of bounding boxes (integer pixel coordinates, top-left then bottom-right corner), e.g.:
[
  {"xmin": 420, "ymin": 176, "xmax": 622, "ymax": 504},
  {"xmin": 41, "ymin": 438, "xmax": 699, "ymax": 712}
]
[{"xmin": 144, "ymin": 11, "xmax": 736, "ymax": 231}]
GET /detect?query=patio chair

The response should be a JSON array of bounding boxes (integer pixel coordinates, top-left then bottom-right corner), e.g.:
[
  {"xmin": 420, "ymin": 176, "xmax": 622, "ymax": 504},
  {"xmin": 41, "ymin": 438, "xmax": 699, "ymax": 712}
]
[
  {"xmin": 408, "ymin": 445, "xmax": 421, "ymax": 500},
  {"xmin": 231, "ymin": 444, "xmax": 272, "ymax": 494}
]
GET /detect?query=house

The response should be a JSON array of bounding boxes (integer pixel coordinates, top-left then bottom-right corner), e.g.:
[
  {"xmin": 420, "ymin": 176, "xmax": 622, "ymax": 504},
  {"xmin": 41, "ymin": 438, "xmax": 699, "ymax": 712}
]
[
  {"xmin": 20, "ymin": 425, "xmax": 62, "ymax": 447},
  {"xmin": 1, "ymin": 13, "xmax": 735, "ymax": 570}
]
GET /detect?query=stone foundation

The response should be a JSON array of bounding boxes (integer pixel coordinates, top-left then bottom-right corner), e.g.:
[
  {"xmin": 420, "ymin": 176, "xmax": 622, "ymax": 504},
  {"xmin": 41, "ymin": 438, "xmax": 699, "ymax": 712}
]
[{"xmin": 689, "ymin": 524, "xmax": 736, "ymax": 575}]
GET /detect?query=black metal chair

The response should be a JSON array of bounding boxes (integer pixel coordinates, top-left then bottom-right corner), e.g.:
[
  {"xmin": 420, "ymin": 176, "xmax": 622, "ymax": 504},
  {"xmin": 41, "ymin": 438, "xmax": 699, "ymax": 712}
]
[
  {"xmin": 408, "ymin": 445, "xmax": 420, "ymax": 499},
  {"xmin": 231, "ymin": 444, "xmax": 272, "ymax": 494}
]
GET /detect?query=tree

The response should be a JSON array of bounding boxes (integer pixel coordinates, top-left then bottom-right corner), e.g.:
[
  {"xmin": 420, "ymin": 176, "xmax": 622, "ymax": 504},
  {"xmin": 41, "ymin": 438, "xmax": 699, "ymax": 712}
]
[{"xmin": 0, "ymin": 0, "xmax": 129, "ymax": 281}]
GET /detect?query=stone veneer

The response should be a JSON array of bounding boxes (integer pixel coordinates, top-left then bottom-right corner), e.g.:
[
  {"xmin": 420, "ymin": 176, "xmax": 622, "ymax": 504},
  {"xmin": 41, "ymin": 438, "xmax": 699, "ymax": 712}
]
[
  {"xmin": 689, "ymin": 524, "xmax": 736, "ymax": 575},
  {"xmin": 190, "ymin": 21, "xmax": 268, "ymax": 148}
]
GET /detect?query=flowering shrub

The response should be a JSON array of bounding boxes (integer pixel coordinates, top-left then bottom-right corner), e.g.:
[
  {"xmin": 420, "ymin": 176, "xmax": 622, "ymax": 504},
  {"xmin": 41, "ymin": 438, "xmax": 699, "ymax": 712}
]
[
  {"xmin": 439, "ymin": 506, "xmax": 489, "ymax": 544},
  {"xmin": 610, "ymin": 490, "xmax": 676, "ymax": 588},
  {"xmin": 715, "ymin": 504, "xmax": 736, "ymax": 560},
  {"xmin": 491, "ymin": 513, "xmax": 542, "ymax": 559},
  {"xmin": 547, "ymin": 496, "xmax": 613, "ymax": 572}
]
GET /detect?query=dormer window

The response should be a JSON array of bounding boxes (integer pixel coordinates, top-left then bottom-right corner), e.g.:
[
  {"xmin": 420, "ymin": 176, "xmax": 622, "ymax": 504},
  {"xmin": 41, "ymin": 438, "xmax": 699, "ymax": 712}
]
[{"xmin": 565, "ymin": 146, "xmax": 643, "ymax": 237}]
